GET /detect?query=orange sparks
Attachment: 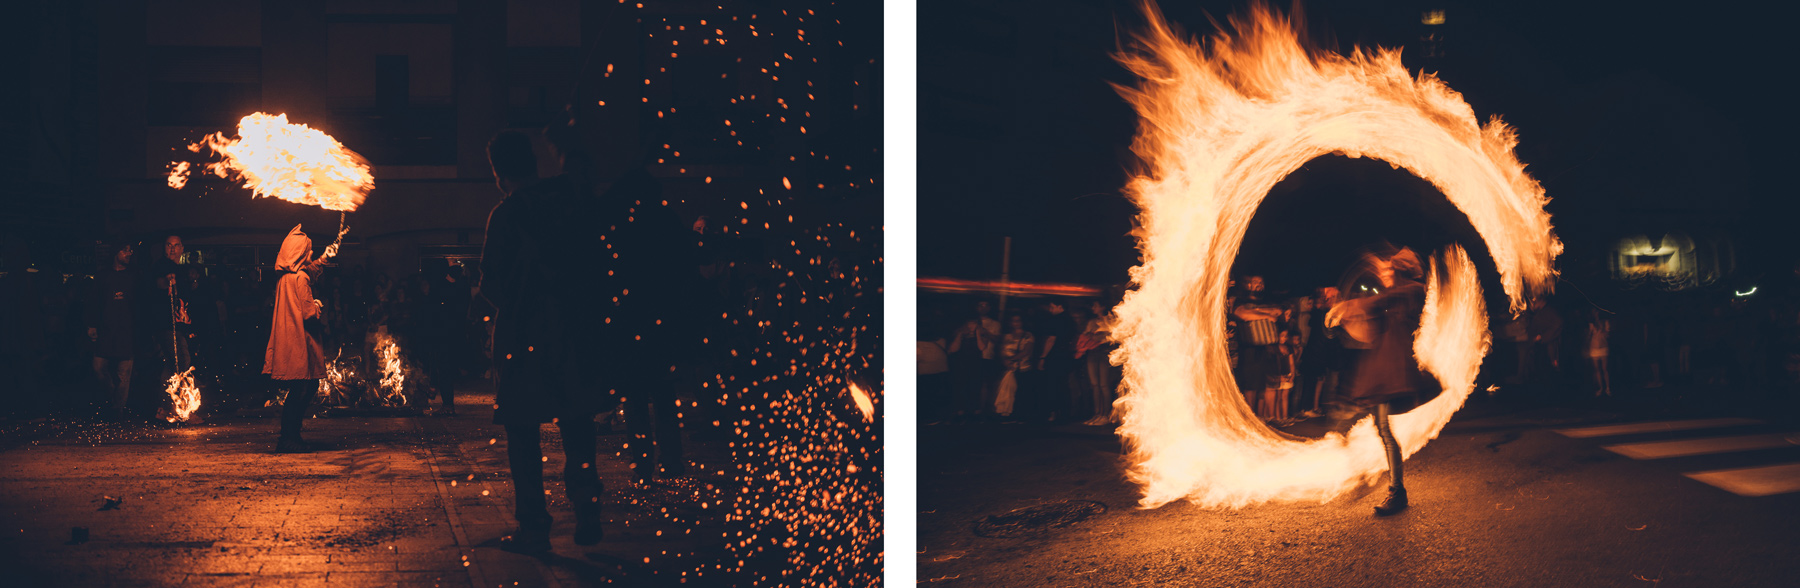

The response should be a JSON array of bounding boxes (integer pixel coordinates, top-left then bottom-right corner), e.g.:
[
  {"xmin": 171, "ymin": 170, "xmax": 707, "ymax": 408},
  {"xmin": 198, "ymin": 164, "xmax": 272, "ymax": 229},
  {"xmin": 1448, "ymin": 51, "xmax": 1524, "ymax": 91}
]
[
  {"xmin": 170, "ymin": 112, "xmax": 373, "ymax": 212},
  {"xmin": 1109, "ymin": 1, "xmax": 1559, "ymax": 509}
]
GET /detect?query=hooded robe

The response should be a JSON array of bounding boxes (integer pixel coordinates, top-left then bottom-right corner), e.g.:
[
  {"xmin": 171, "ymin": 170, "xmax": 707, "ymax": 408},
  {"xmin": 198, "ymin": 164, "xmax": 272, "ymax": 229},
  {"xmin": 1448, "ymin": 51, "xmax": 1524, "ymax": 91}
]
[{"xmin": 264, "ymin": 225, "xmax": 327, "ymax": 381}]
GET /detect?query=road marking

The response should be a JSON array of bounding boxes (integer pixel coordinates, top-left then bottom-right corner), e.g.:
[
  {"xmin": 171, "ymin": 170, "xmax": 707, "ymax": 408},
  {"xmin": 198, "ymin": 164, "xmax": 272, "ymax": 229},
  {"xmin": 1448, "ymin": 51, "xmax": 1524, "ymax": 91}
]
[
  {"xmin": 1684, "ymin": 463, "xmax": 1800, "ymax": 497},
  {"xmin": 1554, "ymin": 418, "xmax": 1763, "ymax": 439},
  {"xmin": 1602, "ymin": 433, "xmax": 1800, "ymax": 459}
]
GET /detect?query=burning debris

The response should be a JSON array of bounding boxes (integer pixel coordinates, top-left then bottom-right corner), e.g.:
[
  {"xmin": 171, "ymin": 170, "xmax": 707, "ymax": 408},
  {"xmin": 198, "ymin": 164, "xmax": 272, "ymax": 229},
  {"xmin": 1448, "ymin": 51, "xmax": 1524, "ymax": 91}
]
[
  {"xmin": 159, "ymin": 367, "xmax": 201, "ymax": 424},
  {"xmin": 298, "ymin": 338, "xmax": 416, "ymax": 410},
  {"xmin": 1108, "ymin": 2, "xmax": 1559, "ymax": 509}
]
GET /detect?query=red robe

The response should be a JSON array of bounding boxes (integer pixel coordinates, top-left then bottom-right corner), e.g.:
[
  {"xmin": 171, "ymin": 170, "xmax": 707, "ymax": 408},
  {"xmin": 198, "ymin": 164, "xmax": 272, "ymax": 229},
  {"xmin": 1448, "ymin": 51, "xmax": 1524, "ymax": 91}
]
[{"xmin": 264, "ymin": 225, "xmax": 327, "ymax": 381}]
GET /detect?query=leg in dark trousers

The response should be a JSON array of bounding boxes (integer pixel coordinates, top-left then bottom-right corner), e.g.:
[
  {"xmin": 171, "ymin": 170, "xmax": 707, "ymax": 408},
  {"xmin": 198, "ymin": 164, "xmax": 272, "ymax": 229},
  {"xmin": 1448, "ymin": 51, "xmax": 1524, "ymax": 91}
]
[
  {"xmin": 504, "ymin": 417, "xmax": 606, "ymax": 547},
  {"xmin": 623, "ymin": 376, "xmax": 684, "ymax": 482},
  {"xmin": 1373, "ymin": 402, "xmax": 1408, "ymax": 515},
  {"xmin": 277, "ymin": 378, "xmax": 317, "ymax": 447}
]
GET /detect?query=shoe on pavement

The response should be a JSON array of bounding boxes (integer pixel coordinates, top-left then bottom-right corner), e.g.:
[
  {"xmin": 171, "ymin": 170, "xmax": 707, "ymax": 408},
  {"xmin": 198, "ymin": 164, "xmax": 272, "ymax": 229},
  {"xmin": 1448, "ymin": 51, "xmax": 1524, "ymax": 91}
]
[
  {"xmin": 574, "ymin": 516, "xmax": 604, "ymax": 546},
  {"xmin": 1374, "ymin": 488, "xmax": 1409, "ymax": 516},
  {"xmin": 275, "ymin": 438, "xmax": 313, "ymax": 453}
]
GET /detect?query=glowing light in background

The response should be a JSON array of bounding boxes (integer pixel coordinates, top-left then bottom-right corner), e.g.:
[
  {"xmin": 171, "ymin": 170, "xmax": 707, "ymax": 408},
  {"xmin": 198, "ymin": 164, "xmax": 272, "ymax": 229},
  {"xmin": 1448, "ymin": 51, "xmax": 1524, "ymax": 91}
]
[{"xmin": 1109, "ymin": 1, "xmax": 1559, "ymax": 509}]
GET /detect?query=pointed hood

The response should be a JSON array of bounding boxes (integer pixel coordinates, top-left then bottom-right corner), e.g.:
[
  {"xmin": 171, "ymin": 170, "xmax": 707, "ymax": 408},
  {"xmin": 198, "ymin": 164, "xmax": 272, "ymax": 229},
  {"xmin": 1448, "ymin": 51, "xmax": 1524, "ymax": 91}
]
[{"xmin": 275, "ymin": 224, "xmax": 312, "ymax": 272}]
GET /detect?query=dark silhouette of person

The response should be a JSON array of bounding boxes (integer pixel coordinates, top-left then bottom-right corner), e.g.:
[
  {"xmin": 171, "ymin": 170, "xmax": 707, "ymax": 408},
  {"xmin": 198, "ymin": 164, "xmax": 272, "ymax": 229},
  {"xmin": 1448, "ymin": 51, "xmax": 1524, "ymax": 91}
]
[
  {"xmin": 479, "ymin": 129, "xmax": 609, "ymax": 553},
  {"xmin": 264, "ymin": 225, "xmax": 329, "ymax": 452},
  {"xmin": 88, "ymin": 242, "xmax": 140, "ymax": 419},
  {"xmin": 545, "ymin": 120, "xmax": 694, "ymax": 486},
  {"xmin": 418, "ymin": 266, "xmax": 469, "ymax": 415},
  {"xmin": 1327, "ymin": 245, "xmax": 1427, "ymax": 516}
]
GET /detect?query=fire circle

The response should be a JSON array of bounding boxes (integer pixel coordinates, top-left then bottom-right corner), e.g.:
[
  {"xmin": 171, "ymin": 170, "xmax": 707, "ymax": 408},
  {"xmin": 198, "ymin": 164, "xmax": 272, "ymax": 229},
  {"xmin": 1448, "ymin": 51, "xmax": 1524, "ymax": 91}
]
[{"xmin": 1108, "ymin": 5, "xmax": 1561, "ymax": 509}]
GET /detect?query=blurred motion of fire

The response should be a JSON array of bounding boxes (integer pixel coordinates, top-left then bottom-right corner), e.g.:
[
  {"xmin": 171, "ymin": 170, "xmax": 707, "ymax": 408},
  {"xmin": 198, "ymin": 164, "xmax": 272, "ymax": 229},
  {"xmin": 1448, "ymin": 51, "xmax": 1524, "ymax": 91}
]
[
  {"xmin": 167, "ymin": 112, "xmax": 372, "ymax": 212},
  {"xmin": 1108, "ymin": 1, "xmax": 1559, "ymax": 509}
]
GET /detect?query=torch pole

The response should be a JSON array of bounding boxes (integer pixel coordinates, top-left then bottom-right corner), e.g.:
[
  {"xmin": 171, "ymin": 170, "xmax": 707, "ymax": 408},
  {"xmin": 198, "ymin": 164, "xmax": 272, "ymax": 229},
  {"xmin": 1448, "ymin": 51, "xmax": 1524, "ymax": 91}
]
[{"xmin": 324, "ymin": 212, "xmax": 350, "ymax": 260}]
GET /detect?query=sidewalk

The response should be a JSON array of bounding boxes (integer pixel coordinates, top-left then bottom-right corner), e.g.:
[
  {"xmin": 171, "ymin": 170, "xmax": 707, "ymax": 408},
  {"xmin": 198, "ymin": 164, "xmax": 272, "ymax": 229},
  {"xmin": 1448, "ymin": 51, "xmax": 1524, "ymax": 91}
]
[{"xmin": 0, "ymin": 388, "xmax": 734, "ymax": 587}]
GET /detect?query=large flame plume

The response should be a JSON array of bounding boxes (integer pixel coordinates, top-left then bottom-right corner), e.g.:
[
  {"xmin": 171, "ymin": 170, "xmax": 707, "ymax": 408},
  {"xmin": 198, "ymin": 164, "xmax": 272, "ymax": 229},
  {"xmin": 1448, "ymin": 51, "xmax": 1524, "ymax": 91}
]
[
  {"xmin": 167, "ymin": 112, "xmax": 372, "ymax": 212},
  {"xmin": 1109, "ymin": 2, "xmax": 1559, "ymax": 509}
]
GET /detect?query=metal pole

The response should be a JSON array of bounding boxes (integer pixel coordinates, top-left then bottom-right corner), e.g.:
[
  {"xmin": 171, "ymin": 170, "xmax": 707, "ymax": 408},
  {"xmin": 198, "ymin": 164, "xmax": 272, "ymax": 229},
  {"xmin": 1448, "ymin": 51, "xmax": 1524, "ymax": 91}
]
[{"xmin": 997, "ymin": 236, "xmax": 1012, "ymax": 316}]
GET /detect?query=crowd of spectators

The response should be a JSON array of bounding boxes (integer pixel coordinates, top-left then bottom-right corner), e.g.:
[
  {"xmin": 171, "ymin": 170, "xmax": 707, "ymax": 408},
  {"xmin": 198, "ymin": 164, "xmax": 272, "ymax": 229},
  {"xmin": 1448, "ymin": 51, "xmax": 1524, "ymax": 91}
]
[
  {"xmin": 918, "ymin": 272, "xmax": 1800, "ymax": 428},
  {"xmin": 0, "ymin": 234, "xmax": 488, "ymax": 421}
]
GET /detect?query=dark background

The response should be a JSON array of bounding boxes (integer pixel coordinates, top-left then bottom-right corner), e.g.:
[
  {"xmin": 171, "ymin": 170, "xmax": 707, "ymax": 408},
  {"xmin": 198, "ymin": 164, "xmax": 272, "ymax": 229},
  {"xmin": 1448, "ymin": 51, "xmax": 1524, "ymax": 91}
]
[{"xmin": 919, "ymin": 0, "xmax": 1795, "ymax": 302}]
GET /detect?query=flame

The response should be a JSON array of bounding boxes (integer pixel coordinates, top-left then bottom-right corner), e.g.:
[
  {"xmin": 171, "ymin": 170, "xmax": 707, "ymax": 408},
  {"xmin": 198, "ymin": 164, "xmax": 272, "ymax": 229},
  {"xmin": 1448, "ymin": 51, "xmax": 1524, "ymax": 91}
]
[
  {"xmin": 166, "ymin": 162, "xmax": 190, "ymax": 189},
  {"xmin": 163, "ymin": 367, "xmax": 201, "ymax": 423},
  {"xmin": 170, "ymin": 112, "xmax": 372, "ymax": 212},
  {"xmin": 1110, "ymin": 2, "xmax": 1559, "ymax": 509},
  {"xmin": 372, "ymin": 332, "xmax": 409, "ymax": 406},
  {"xmin": 847, "ymin": 380, "xmax": 874, "ymax": 422},
  {"xmin": 317, "ymin": 349, "xmax": 358, "ymax": 405}
]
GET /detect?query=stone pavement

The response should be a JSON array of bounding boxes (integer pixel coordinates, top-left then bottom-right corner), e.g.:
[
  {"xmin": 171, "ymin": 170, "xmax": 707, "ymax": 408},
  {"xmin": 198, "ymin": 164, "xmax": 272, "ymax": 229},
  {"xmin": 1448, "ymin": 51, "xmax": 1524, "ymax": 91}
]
[{"xmin": 0, "ymin": 389, "xmax": 740, "ymax": 587}]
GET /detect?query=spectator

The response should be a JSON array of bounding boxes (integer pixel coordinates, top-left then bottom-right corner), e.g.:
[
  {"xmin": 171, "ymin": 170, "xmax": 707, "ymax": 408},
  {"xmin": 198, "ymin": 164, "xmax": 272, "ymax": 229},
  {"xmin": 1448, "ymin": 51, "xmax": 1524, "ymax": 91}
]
[
  {"xmin": 1587, "ymin": 308, "xmax": 1611, "ymax": 397},
  {"xmin": 88, "ymin": 242, "xmax": 138, "ymax": 420},
  {"xmin": 947, "ymin": 307, "xmax": 994, "ymax": 421},
  {"xmin": 1036, "ymin": 300, "xmax": 1078, "ymax": 423},
  {"xmin": 1301, "ymin": 287, "xmax": 1345, "ymax": 417},
  {"xmin": 1234, "ymin": 275, "xmax": 1285, "ymax": 422},
  {"xmin": 1077, "ymin": 300, "xmax": 1117, "ymax": 426},
  {"xmin": 996, "ymin": 313, "xmax": 1035, "ymax": 421}
]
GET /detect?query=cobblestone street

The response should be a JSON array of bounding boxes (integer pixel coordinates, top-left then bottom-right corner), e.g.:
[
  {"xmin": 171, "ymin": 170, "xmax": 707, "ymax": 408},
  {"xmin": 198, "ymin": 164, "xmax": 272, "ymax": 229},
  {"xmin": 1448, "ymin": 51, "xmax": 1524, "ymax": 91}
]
[{"xmin": 0, "ymin": 389, "xmax": 737, "ymax": 587}]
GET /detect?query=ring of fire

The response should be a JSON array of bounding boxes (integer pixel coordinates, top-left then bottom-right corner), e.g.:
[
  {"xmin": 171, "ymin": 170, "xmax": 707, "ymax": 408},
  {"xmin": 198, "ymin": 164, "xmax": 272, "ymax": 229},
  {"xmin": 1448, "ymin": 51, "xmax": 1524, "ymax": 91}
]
[{"xmin": 1109, "ymin": 3, "xmax": 1561, "ymax": 509}]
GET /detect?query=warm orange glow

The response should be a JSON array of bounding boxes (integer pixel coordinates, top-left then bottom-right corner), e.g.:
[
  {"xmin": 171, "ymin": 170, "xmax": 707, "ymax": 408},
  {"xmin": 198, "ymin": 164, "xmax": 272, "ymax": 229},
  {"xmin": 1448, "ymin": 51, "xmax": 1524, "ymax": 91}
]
[
  {"xmin": 373, "ymin": 332, "xmax": 409, "ymax": 406},
  {"xmin": 163, "ymin": 367, "xmax": 201, "ymax": 423},
  {"xmin": 169, "ymin": 113, "xmax": 373, "ymax": 212},
  {"xmin": 915, "ymin": 277, "xmax": 1103, "ymax": 297},
  {"xmin": 1110, "ymin": 2, "xmax": 1559, "ymax": 509},
  {"xmin": 166, "ymin": 162, "xmax": 190, "ymax": 189},
  {"xmin": 848, "ymin": 381, "xmax": 874, "ymax": 422}
]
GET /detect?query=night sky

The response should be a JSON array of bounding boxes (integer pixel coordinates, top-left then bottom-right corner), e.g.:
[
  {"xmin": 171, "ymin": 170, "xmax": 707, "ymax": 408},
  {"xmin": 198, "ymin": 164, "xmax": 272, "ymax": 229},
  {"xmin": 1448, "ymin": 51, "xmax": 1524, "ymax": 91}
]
[{"xmin": 918, "ymin": 0, "xmax": 1796, "ymax": 297}]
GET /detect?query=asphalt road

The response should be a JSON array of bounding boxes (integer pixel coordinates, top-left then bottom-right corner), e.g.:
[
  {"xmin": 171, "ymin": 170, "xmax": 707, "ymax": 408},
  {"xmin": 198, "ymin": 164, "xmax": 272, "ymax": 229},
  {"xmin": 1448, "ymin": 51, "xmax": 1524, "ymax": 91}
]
[{"xmin": 917, "ymin": 396, "xmax": 1800, "ymax": 587}]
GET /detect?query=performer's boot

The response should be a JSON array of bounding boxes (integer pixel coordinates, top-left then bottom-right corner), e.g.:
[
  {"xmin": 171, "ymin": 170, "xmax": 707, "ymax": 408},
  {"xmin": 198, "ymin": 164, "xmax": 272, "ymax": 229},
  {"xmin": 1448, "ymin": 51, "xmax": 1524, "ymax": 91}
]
[
  {"xmin": 1372, "ymin": 402, "xmax": 1408, "ymax": 516},
  {"xmin": 1374, "ymin": 487, "xmax": 1408, "ymax": 516},
  {"xmin": 499, "ymin": 521, "xmax": 552, "ymax": 555}
]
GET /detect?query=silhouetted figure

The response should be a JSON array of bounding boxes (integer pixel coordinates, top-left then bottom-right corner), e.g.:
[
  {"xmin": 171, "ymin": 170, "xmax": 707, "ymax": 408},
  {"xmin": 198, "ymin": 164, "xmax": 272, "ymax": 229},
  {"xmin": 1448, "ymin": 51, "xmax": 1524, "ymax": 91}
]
[
  {"xmin": 152, "ymin": 235, "xmax": 192, "ymax": 385},
  {"xmin": 265, "ymin": 226, "xmax": 329, "ymax": 452},
  {"xmin": 480, "ymin": 130, "xmax": 612, "ymax": 553},
  {"xmin": 585, "ymin": 163, "xmax": 692, "ymax": 485},
  {"xmin": 89, "ymin": 242, "xmax": 138, "ymax": 419},
  {"xmin": 1328, "ymin": 246, "xmax": 1427, "ymax": 516},
  {"xmin": 419, "ymin": 267, "xmax": 468, "ymax": 415}
]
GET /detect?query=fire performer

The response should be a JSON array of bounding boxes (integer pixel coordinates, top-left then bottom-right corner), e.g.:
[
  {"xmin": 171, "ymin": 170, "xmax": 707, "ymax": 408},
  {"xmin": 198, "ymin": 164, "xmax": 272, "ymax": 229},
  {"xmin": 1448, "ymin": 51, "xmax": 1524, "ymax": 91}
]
[
  {"xmin": 153, "ymin": 235, "xmax": 192, "ymax": 383},
  {"xmin": 1326, "ymin": 245, "xmax": 1428, "ymax": 516},
  {"xmin": 265, "ymin": 225, "xmax": 330, "ymax": 453}
]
